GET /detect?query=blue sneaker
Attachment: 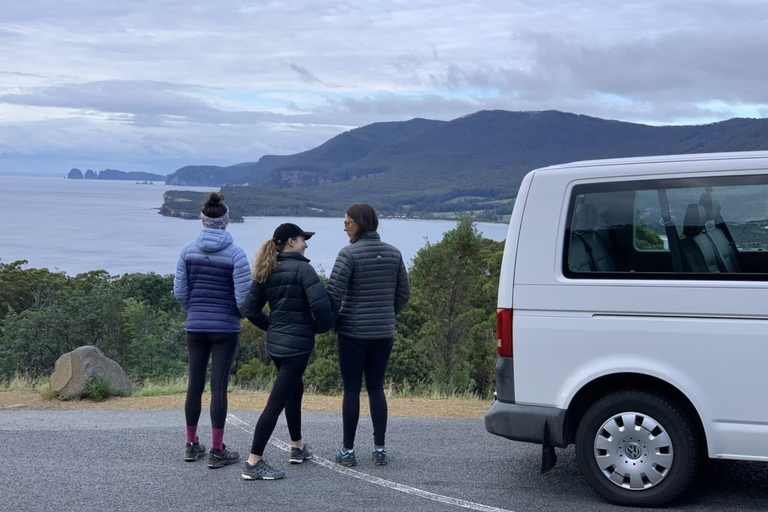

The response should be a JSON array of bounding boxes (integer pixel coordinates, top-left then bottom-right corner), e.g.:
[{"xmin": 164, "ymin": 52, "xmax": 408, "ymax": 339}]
[
  {"xmin": 372, "ymin": 447, "xmax": 388, "ymax": 466},
  {"xmin": 335, "ymin": 446, "xmax": 357, "ymax": 467}
]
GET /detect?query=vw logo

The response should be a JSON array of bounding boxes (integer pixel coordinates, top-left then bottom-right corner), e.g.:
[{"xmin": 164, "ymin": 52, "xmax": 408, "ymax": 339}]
[{"xmin": 624, "ymin": 442, "xmax": 643, "ymax": 460}]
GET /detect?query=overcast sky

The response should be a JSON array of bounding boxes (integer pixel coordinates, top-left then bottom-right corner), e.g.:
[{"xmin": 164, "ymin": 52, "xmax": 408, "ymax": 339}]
[{"xmin": 2, "ymin": 0, "xmax": 767, "ymax": 174}]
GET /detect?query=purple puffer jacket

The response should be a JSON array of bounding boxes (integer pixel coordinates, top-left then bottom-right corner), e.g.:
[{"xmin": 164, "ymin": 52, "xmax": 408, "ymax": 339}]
[{"xmin": 174, "ymin": 228, "xmax": 251, "ymax": 333}]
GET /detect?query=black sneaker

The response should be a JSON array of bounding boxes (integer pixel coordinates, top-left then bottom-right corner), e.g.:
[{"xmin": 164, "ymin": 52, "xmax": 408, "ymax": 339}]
[
  {"xmin": 185, "ymin": 442, "xmax": 206, "ymax": 462},
  {"xmin": 372, "ymin": 447, "xmax": 388, "ymax": 466},
  {"xmin": 207, "ymin": 445, "xmax": 240, "ymax": 469},
  {"xmin": 335, "ymin": 446, "xmax": 357, "ymax": 467},
  {"xmin": 241, "ymin": 459, "xmax": 286, "ymax": 480},
  {"xmin": 289, "ymin": 443, "xmax": 314, "ymax": 464}
]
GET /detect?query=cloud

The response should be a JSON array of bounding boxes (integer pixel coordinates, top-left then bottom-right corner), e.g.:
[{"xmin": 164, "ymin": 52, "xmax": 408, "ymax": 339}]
[
  {"xmin": 1, "ymin": 0, "xmax": 767, "ymax": 172},
  {"xmin": 288, "ymin": 63, "xmax": 322, "ymax": 83}
]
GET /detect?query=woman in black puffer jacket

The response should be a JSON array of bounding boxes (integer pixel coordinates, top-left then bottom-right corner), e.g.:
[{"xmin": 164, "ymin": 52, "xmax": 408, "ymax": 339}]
[{"xmin": 241, "ymin": 223, "xmax": 332, "ymax": 481}]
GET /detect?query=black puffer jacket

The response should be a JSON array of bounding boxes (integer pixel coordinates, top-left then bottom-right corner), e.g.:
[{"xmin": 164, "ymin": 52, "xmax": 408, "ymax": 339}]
[
  {"xmin": 244, "ymin": 252, "xmax": 333, "ymax": 358},
  {"xmin": 327, "ymin": 231, "xmax": 410, "ymax": 339}
]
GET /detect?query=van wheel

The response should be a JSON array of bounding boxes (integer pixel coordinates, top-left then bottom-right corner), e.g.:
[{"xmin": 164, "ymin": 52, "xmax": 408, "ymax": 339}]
[{"xmin": 575, "ymin": 390, "xmax": 699, "ymax": 507}]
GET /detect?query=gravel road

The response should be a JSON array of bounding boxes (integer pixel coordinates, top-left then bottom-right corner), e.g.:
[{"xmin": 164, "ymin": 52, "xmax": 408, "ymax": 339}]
[{"xmin": 2, "ymin": 406, "xmax": 767, "ymax": 512}]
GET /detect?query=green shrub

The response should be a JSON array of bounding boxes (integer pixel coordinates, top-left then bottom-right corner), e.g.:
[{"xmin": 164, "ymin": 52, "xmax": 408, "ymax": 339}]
[
  {"xmin": 387, "ymin": 332, "xmax": 430, "ymax": 386},
  {"xmin": 82, "ymin": 377, "xmax": 115, "ymax": 402},
  {"xmin": 235, "ymin": 357, "xmax": 276, "ymax": 388},
  {"xmin": 304, "ymin": 358, "xmax": 342, "ymax": 394}
]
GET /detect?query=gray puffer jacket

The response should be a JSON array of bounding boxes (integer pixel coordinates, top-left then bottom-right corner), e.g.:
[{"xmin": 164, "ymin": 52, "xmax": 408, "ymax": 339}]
[
  {"xmin": 327, "ymin": 231, "xmax": 410, "ymax": 339},
  {"xmin": 244, "ymin": 252, "xmax": 332, "ymax": 358}
]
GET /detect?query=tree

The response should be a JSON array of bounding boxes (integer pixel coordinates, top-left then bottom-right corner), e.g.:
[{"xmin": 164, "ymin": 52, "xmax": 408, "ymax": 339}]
[
  {"xmin": 113, "ymin": 273, "xmax": 182, "ymax": 313},
  {"xmin": 403, "ymin": 216, "xmax": 503, "ymax": 395},
  {"xmin": 0, "ymin": 260, "xmax": 67, "ymax": 320},
  {"xmin": 0, "ymin": 280, "xmax": 126, "ymax": 378},
  {"xmin": 118, "ymin": 299, "xmax": 186, "ymax": 380},
  {"xmin": 0, "ymin": 263, "xmax": 187, "ymax": 381}
]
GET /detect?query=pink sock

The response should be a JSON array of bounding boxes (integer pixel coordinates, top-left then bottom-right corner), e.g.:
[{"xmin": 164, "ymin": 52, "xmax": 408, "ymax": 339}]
[
  {"xmin": 186, "ymin": 426, "xmax": 198, "ymax": 445},
  {"xmin": 212, "ymin": 428, "xmax": 224, "ymax": 451}
]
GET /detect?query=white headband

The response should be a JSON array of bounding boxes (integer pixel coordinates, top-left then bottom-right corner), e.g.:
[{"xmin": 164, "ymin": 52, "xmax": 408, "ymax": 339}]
[{"xmin": 201, "ymin": 206, "xmax": 229, "ymax": 229}]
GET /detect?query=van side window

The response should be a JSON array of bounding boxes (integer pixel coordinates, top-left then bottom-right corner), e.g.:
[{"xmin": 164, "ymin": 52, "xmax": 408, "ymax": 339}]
[{"xmin": 564, "ymin": 174, "xmax": 768, "ymax": 279}]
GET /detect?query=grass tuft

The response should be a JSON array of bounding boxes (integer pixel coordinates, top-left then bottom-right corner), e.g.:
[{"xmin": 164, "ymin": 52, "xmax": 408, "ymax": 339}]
[
  {"xmin": 132, "ymin": 377, "xmax": 188, "ymax": 397},
  {"xmin": 2, "ymin": 374, "xmax": 488, "ymax": 403},
  {"xmin": 0, "ymin": 372, "xmax": 48, "ymax": 391}
]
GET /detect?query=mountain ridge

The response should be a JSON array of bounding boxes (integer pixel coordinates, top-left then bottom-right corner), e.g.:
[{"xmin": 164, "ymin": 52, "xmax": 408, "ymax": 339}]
[{"xmin": 160, "ymin": 110, "xmax": 768, "ymax": 221}]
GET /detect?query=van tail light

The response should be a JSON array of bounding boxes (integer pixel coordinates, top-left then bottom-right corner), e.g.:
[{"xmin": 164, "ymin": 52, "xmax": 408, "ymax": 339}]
[{"xmin": 496, "ymin": 308, "xmax": 513, "ymax": 357}]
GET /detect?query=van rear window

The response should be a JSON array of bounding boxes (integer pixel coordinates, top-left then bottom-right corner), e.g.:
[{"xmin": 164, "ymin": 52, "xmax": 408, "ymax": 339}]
[{"xmin": 563, "ymin": 174, "xmax": 768, "ymax": 280}]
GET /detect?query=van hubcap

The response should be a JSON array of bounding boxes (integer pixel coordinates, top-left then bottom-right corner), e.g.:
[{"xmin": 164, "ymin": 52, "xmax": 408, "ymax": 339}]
[{"xmin": 593, "ymin": 412, "xmax": 674, "ymax": 490}]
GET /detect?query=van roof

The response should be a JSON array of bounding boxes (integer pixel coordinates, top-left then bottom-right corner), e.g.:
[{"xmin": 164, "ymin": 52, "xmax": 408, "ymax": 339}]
[{"xmin": 538, "ymin": 150, "xmax": 768, "ymax": 173}]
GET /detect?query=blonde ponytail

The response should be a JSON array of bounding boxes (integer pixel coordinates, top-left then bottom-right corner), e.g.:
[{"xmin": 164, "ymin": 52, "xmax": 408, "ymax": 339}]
[{"xmin": 253, "ymin": 239, "xmax": 282, "ymax": 283}]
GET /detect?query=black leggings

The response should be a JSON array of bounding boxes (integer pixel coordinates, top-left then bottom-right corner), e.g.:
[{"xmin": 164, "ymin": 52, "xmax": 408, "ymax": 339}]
[
  {"xmin": 249, "ymin": 353, "xmax": 310, "ymax": 456},
  {"xmin": 338, "ymin": 334, "xmax": 394, "ymax": 449},
  {"xmin": 185, "ymin": 331, "xmax": 239, "ymax": 429}
]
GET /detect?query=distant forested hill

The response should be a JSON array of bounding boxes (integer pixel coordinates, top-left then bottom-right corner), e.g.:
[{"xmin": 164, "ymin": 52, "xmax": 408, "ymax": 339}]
[{"xmin": 161, "ymin": 110, "xmax": 768, "ymax": 222}]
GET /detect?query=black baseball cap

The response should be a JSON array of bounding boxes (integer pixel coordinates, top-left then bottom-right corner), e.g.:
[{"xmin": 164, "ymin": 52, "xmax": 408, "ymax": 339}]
[{"xmin": 272, "ymin": 223, "xmax": 315, "ymax": 244}]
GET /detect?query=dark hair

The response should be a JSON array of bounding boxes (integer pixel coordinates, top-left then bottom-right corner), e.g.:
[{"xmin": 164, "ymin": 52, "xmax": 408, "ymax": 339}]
[
  {"xmin": 202, "ymin": 192, "xmax": 227, "ymax": 218},
  {"xmin": 346, "ymin": 203, "xmax": 378, "ymax": 243}
]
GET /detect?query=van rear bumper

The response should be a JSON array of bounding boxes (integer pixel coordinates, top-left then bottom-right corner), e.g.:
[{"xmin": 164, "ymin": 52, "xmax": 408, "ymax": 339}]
[{"xmin": 485, "ymin": 400, "xmax": 568, "ymax": 448}]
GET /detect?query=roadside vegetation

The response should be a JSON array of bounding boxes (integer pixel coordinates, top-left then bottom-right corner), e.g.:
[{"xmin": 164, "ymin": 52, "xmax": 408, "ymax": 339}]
[
  {"xmin": 0, "ymin": 374, "xmax": 489, "ymax": 404},
  {"xmin": 0, "ymin": 217, "xmax": 503, "ymax": 401}
]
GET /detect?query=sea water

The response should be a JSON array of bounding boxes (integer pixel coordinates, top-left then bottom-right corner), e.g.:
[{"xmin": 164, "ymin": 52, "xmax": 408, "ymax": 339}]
[{"xmin": 0, "ymin": 173, "xmax": 508, "ymax": 277}]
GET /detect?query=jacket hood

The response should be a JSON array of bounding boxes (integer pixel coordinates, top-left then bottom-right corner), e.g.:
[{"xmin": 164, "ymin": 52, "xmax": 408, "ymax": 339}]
[{"xmin": 195, "ymin": 228, "xmax": 234, "ymax": 252}]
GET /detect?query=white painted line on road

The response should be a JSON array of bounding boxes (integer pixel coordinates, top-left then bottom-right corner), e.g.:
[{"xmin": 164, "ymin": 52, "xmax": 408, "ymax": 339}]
[{"xmin": 227, "ymin": 413, "xmax": 515, "ymax": 512}]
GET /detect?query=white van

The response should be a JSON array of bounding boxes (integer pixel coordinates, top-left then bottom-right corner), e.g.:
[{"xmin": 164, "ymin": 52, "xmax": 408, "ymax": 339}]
[{"xmin": 485, "ymin": 151, "xmax": 768, "ymax": 507}]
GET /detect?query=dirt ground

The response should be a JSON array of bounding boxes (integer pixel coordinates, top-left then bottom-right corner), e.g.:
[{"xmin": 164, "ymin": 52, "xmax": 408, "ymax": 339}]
[{"xmin": 0, "ymin": 390, "xmax": 490, "ymax": 419}]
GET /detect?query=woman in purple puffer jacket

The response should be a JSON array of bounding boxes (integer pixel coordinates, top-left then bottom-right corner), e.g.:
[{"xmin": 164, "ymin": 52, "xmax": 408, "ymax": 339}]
[{"xmin": 173, "ymin": 192, "xmax": 251, "ymax": 469}]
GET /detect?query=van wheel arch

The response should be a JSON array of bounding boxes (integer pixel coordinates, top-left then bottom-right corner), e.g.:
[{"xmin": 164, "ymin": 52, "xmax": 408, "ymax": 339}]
[{"xmin": 565, "ymin": 374, "xmax": 706, "ymax": 451}]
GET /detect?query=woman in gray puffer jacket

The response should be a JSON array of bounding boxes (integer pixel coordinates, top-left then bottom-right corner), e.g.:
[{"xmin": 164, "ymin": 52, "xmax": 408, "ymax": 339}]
[
  {"xmin": 327, "ymin": 203, "xmax": 410, "ymax": 467},
  {"xmin": 241, "ymin": 223, "xmax": 332, "ymax": 481}
]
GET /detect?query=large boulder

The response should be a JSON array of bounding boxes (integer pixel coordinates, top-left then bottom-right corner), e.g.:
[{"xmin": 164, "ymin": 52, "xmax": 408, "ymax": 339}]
[{"xmin": 50, "ymin": 346, "xmax": 132, "ymax": 398}]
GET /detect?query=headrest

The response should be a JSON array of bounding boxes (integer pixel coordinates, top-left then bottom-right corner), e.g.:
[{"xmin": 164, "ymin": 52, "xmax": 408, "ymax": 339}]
[
  {"xmin": 573, "ymin": 203, "xmax": 597, "ymax": 232},
  {"xmin": 699, "ymin": 192, "xmax": 721, "ymax": 221},
  {"xmin": 683, "ymin": 204, "xmax": 706, "ymax": 237},
  {"xmin": 597, "ymin": 205, "xmax": 612, "ymax": 224}
]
